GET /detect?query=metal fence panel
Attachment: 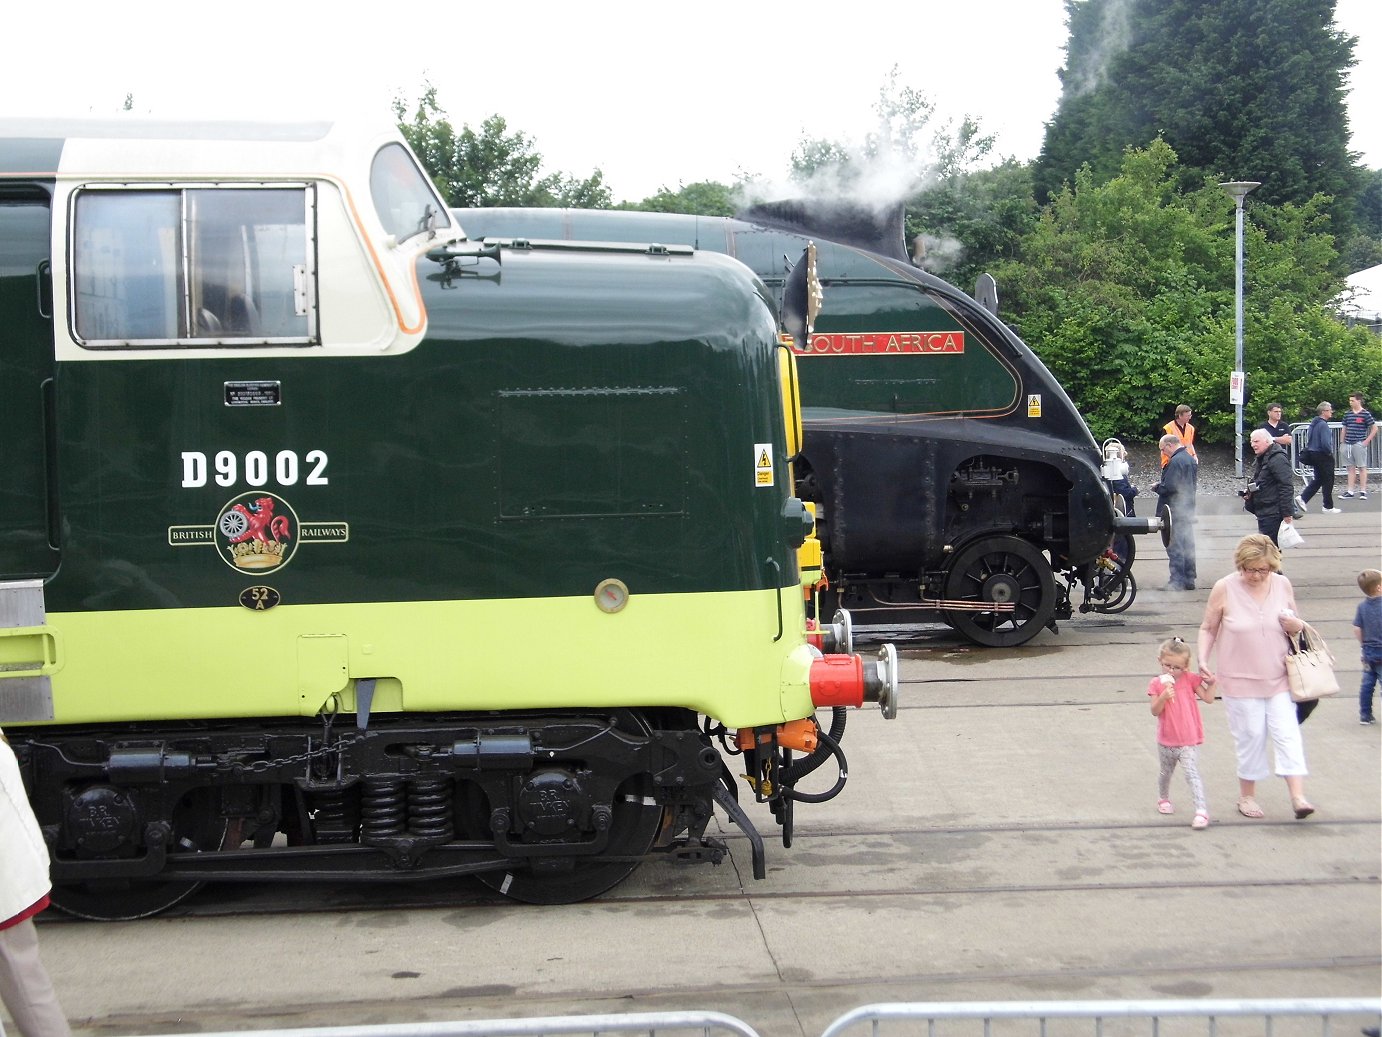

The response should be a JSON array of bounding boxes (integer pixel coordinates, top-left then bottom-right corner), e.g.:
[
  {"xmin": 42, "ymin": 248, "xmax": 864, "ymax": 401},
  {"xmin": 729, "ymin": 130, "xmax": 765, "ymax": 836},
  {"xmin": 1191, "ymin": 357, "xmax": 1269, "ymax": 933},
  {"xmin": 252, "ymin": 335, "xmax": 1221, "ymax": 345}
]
[
  {"xmin": 820, "ymin": 999, "xmax": 1382, "ymax": 1037},
  {"xmin": 89, "ymin": 1000, "xmax": 1382, "ymax": 1037},
  {"xmin": 128, "ymin": 1011, "xmax": 761, "ymax": 1037},
  {"xmin": 1290, "ymin": 421, "xmax": 1381, "ymax": 475}
]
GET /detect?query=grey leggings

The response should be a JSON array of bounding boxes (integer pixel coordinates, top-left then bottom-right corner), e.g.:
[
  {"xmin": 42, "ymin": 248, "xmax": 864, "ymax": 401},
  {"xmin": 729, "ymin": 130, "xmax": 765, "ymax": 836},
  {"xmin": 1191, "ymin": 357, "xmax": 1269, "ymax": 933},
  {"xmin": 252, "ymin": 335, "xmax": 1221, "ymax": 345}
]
[{"xmin": 1158, "ymin": 744, "xmax": 1207, "ymax": 813}]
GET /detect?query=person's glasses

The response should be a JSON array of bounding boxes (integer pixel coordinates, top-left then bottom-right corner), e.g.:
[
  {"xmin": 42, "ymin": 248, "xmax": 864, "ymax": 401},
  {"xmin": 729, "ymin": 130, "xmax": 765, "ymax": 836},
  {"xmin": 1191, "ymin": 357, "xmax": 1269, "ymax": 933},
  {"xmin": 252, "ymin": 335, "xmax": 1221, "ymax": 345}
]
[
  {"xmin": 1161, "ymin": 663, "xmax": 1187, "ymax": 671},
  {"xmin": 1243, "ymin": 566, "xmax": 1272, "ymax": 575}
]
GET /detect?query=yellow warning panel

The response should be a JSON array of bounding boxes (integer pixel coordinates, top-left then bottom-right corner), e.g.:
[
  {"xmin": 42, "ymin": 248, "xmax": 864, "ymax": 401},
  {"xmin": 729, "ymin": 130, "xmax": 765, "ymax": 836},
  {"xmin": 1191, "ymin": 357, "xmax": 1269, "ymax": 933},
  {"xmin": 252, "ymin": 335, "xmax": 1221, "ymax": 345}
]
[
  {"xmin": 754, "ymin": 443, "xmax": 774, "ymax": 487},
  {"xmin": 1027, "ymin": 394, "xmax": 1042, "ymax": 418}
]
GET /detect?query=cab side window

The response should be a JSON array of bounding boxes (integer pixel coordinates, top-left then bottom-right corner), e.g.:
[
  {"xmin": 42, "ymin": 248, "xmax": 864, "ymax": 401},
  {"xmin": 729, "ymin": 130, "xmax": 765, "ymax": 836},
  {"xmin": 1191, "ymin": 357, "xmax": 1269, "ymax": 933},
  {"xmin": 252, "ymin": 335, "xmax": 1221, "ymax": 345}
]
[
  {"xmin": 370, "ymin": 142, "xmax": 448, "ymax": 243},
  {"xmin": 72, "ymin": 186, "xmax": 317, "ymax": 347}
]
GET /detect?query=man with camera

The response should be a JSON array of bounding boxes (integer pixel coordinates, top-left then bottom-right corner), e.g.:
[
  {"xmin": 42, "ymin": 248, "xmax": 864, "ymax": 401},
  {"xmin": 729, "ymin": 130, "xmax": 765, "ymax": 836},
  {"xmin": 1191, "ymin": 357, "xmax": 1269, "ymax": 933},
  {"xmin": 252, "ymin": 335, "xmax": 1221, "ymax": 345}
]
[{"xmin": 1243, "ymin": 428, "xmax": 1297, "ymax": 546}]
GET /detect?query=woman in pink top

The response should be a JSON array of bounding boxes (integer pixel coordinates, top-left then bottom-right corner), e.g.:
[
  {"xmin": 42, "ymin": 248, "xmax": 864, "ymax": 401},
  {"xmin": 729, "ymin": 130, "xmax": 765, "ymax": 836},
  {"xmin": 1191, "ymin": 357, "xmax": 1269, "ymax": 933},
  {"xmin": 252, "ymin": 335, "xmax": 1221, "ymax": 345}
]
[
  {"xmin": 1197, "ymin": 535, "xmax": 1315, "ymax": 820},
  {"xmin": 1148, "ymin": 637, "xmax": 1216, "ymax": 828}
]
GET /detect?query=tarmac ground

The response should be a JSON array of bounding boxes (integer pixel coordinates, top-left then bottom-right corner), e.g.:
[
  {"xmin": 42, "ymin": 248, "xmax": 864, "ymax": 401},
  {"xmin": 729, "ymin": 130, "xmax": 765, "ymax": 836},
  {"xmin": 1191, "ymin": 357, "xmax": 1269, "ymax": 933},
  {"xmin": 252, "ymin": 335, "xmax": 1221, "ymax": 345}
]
[{"xmin": 15, "ymin": 493, "xmax": 1382, "ymax": 1037}]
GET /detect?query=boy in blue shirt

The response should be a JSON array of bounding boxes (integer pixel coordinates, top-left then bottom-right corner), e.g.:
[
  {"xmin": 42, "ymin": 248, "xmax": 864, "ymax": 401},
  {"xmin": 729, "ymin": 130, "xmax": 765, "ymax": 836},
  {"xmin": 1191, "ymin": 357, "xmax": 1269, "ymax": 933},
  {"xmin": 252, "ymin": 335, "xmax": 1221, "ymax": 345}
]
[{"xmin": 1354, "ymin": 568, "xmax": 1382, "ymax": 724}]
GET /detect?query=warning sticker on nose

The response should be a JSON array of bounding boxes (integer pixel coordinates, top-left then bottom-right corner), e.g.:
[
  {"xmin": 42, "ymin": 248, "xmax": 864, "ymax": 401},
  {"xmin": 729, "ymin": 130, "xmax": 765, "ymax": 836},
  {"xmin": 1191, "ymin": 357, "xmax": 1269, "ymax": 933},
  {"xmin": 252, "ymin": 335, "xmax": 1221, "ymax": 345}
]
[{"xmin": 754, "ymin": 443, "xmax": 774, "ymax": 487}]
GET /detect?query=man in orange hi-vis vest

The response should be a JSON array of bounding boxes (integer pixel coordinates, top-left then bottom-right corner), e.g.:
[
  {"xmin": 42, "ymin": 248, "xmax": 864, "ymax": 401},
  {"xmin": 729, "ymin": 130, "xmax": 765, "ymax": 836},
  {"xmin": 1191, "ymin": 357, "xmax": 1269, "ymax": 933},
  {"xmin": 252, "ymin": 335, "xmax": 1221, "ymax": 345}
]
[{"xmin": 1161, "ymin": 404, "xmax": 1199, "ymax": 468}]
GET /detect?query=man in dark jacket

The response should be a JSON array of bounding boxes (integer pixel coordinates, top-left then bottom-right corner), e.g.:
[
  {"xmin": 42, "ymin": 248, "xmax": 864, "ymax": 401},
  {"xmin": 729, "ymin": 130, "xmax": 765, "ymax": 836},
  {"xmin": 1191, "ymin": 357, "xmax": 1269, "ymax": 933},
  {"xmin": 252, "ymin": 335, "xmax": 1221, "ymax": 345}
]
[
  {"xmin": 1155, "ymin": 433, "xmax": 1197, "ymax": 590},
  {"xmin": 1247, "ymin": 428, "xmax": 1297, "ymax": 545},
  {"xmin": 1299, "ymin": 401, "xmax": 1340, "ymax": 513}
]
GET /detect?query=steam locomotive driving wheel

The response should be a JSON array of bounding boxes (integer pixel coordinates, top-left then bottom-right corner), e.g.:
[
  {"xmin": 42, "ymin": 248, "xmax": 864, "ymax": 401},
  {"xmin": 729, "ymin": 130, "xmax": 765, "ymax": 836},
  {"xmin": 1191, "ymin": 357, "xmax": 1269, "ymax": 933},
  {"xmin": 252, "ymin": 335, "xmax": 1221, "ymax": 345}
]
[{"xmin": 942, "ymin": 535, "xmax": 1057, "ymax": 648}]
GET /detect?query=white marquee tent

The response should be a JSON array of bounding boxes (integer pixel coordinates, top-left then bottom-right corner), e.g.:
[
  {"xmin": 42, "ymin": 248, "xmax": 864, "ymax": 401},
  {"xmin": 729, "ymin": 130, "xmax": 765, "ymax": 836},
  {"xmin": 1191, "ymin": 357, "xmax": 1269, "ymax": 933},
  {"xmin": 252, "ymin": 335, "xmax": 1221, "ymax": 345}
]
[{"xmin": 1339, "ymin": 263, "xmax": 1382, "ymax": 333}]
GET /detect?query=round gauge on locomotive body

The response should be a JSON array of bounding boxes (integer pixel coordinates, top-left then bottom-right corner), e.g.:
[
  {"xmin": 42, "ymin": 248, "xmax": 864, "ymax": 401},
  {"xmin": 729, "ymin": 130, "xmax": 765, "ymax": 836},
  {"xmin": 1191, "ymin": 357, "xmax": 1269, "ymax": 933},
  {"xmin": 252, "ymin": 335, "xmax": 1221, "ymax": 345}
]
[{"xmin": 593, "ymin": 578, "xmax": 630, "ymax": 614}]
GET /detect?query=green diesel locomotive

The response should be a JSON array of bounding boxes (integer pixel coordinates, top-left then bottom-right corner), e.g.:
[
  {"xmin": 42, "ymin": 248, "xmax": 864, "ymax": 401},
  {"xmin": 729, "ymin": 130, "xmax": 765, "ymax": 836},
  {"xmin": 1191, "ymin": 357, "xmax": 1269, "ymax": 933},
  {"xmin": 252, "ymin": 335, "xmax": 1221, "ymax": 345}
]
[{"xmin": 0, "ymin": 118, "xmax": 896, "ymax": 919}]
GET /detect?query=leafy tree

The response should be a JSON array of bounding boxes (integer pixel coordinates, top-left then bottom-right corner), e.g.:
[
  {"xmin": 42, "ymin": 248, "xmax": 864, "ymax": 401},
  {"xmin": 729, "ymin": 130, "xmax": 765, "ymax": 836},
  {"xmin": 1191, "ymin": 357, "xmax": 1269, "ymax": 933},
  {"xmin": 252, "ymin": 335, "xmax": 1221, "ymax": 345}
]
[
  {"xmin": 1035, "ymin": 0, "xmax": 1362, "ymax": 243},
  {"xmin": 620, "ymin": 181, "xmax": 737, "ymax": 216},
  {"xmin": 1357, "ymin": 168, "xmax": 1382, "ymax": 234},
  {"xmin": 789, "ymin": 66, "xmax": 995, "ymax": 193},
  {"xmin": 996, "ymin": 140, "xmax": 1381, "ymax": 442},
  {"xmin": 781, "ymin": 68, "xmax": 1019, "ymax": 281},
  {"xmin": 540, "ymin": 169, "xmax": 612, "ymax": 210},
  {"xmin": 393, "ymin": 86, "xmax": 610, "ymax": 209},
  {"xmin": 906, "ymin": 159, "xmax": 1041, "ymax": 293},
  {"xmin": 1339, "ymin": 167, "xmax": 1382, "ymax": 272}
]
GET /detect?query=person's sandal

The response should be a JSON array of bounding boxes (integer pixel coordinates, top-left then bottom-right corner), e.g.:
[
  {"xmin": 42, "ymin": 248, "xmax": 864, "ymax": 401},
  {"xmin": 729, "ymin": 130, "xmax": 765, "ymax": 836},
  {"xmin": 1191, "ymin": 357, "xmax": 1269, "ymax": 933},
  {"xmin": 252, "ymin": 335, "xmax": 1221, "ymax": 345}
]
[
  {"xmin": 1292, "ymin": 799, "xmax": 1316, "ymax": 819},
  {"xmin": 1157, "ymin": 799, "xmax": 1174, "ymax": 814},
  {"xmin": 1191, "ymin": 811, "xmax": 1209, "ymax": 829},
  {"xmin": 1237, "ymin": 797, "xmax": 1265, "ymax": 818}
]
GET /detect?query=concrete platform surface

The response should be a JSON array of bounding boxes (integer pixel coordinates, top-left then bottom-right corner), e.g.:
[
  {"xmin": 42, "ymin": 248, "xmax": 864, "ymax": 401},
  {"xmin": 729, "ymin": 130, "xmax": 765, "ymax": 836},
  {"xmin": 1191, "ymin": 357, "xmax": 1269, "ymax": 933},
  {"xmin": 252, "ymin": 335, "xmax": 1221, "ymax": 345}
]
[{"xmin": 16, "ymin": 498, "xmax": 1381, "ymax": 1037}]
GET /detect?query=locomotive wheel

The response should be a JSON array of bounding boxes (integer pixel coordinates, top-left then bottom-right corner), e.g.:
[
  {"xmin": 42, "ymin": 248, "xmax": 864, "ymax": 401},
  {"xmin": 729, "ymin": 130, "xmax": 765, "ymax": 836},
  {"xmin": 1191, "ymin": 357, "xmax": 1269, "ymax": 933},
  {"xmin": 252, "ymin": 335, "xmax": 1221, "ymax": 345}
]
[
  {"xmin": 1085, "ymin": 526, "xmax": 1138, "ymax": 611},
  {"xmin": 1099, "ymin": 570, "xmax": 1138, "ymax": 614},
  {"xmin": 942, "ymin": 535, "xmax": 1057, "ymax": 648},
  {"xmin": 50, "ymin": 789, "xmax": 227, "ymax": 921},
  {"xmin": 468, "ymin": 771, "xmax": 664, "ymax": 905},
  {"xmin": 1110, "ymin": 527, "xmax": 1137, "ymax": 573}
]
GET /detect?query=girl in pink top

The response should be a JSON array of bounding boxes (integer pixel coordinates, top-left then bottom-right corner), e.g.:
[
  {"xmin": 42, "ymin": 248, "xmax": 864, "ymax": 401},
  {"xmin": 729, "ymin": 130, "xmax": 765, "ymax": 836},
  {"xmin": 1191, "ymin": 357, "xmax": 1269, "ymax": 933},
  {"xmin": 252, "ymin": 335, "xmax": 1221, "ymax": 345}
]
[
  {"xmin": 1197, "ymin": 534, "xmax": 1315, "ymax": 820},
  {"xmin": 1149, "ymin": 637, "xmax": 1216, "ymax": 829}
]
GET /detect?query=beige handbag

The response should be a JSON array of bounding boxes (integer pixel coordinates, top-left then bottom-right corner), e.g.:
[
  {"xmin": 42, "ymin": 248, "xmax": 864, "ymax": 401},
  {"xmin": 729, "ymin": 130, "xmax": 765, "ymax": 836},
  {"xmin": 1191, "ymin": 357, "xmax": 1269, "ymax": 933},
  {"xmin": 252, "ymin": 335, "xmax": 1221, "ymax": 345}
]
[{"xmin": 1284, "ymin": 623, "xmax": 1339, "ymax": 702}]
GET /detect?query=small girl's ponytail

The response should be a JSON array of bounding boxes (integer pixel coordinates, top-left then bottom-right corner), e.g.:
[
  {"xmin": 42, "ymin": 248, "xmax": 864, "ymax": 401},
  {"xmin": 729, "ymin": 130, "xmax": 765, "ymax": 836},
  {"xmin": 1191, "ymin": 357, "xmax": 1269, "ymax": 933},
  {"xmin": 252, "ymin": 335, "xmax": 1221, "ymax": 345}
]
[{"xmin": 1158, "ymin": 637, "xmax": 1192, "ymax": 662}]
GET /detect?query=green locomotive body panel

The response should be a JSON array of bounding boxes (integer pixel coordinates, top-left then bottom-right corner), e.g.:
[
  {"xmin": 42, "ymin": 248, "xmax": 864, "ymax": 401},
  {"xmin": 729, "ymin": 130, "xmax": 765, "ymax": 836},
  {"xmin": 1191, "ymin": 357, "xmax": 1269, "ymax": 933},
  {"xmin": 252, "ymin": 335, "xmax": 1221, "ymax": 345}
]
[
  {"xmin": 46, "ymin": 249, "xmax": 790, "ymax": 612},
  {"xmin": 783, "ymin": 266, "xmax": 1021, "ymax": 419},
  {"xmin": 453, "ymin": 209, "xmax": 1024, "ymax": 419}
]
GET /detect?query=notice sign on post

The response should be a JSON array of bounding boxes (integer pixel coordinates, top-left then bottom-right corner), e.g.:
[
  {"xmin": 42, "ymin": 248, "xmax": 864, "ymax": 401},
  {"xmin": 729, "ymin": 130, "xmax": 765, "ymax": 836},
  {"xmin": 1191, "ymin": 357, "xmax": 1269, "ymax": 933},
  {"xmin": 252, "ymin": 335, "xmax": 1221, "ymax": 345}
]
[{"xmin": 1229, "ymin": 371, "xmax": 1245, "ymax": 406}]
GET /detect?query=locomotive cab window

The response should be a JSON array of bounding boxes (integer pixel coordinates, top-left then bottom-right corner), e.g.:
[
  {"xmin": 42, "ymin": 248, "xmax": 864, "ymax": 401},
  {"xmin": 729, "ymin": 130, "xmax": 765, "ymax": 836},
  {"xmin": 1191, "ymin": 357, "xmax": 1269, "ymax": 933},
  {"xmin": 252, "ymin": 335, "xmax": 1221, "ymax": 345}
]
[
  {"xmin": 370, "ymin": 142, "xmax": 450, "ymax": 244},
  {"xmin": 71, "ymin": 185, "xmax": 317, "ymax": 348}
]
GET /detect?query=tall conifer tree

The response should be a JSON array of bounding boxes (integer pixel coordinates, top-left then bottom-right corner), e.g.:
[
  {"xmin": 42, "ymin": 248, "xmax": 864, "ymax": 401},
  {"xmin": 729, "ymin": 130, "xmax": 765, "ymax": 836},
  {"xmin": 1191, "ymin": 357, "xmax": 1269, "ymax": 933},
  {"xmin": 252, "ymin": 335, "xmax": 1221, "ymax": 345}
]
[{"xmin": 1035, "ymin": 0, "xmax": 1360, "ymax": 235}]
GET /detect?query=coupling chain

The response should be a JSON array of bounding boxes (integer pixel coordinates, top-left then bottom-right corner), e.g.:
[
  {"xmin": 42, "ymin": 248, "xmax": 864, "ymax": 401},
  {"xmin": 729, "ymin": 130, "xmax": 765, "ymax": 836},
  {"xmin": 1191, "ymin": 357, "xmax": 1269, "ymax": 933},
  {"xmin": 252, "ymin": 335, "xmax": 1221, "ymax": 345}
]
[
  {"xmin": 235, "ymin": 734, "xmax": 363, "ymax": 775},
  {"xmin": 234, "ymin": 703, "xmax": 362, "ymax": 775}
]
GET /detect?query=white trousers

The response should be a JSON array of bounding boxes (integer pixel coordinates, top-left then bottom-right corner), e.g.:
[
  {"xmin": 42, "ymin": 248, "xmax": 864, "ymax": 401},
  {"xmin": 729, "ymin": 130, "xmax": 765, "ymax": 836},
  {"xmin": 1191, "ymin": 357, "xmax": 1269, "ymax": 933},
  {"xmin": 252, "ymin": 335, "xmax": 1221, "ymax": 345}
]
[
  {"xmin": 1222, "ymin": 691, "xmax": 1308, "ymax": 780},
  {"xmin": 0, "ymin": 919, "xmax": 71, "ymax": 1037}
]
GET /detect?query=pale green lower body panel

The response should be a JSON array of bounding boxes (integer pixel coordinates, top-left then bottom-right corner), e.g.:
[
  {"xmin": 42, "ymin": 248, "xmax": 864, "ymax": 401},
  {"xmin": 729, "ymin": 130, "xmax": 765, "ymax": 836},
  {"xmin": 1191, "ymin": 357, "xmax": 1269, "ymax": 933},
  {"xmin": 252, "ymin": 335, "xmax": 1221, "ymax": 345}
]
[{"xmin": 28, "ymin": 587, "xmax": 817, "ymax": 729}]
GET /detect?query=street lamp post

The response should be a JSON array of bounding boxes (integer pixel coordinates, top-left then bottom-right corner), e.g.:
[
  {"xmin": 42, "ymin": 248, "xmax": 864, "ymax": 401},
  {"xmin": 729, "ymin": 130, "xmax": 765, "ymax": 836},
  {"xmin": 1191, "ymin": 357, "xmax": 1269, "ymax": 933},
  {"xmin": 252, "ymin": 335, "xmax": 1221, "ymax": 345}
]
[{"xmin": 1221, "ymin": 180, "xmax": 1261, "ymax": 478}]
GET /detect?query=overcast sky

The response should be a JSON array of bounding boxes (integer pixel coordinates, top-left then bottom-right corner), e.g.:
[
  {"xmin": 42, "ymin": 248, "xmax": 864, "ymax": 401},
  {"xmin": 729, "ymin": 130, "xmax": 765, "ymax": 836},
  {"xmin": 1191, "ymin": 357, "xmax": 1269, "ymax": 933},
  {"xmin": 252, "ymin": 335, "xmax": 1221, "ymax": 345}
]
[{"xmin": 3, "ymin": 0, "xmax": 1377, "ymax": 201}]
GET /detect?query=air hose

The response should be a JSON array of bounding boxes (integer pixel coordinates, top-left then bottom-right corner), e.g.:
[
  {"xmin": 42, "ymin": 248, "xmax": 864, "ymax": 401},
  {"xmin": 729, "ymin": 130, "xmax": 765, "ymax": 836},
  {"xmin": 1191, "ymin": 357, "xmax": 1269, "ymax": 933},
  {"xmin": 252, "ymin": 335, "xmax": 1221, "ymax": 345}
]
[{"xmin": 781, "ymin": 706, "xmax": 848, "ymax": 803}]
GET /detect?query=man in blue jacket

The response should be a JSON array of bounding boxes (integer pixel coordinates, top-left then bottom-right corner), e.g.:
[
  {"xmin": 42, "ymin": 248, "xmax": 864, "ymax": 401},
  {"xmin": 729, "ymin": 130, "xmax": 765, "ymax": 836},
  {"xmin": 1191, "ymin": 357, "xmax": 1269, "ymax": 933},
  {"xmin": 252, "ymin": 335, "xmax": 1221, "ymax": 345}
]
[{"xmin": 1155, "ymin": 433, "xmax": 1198, "ymax": 590}]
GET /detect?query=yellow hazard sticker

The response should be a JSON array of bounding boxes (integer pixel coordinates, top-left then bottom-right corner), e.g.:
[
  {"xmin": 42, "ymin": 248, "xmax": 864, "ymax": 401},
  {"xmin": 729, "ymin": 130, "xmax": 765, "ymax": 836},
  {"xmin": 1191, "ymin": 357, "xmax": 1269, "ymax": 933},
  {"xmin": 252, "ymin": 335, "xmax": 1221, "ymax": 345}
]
[
  {"xmin": 754, "ymin": 443, "xmax": 774, "ymax": 487},
  {"xmin": 1027, "ymin": 394, "xmax": 1042, "ymax": 417}
]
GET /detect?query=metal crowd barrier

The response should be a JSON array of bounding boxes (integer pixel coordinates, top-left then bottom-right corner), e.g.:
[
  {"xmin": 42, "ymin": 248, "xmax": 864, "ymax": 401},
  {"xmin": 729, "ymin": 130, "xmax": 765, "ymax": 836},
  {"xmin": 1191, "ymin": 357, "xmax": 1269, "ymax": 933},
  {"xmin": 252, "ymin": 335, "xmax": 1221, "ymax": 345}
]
[
  {"xmin": 1291, "ymin": 421, "xmax": 1382, "ymax": 475},
  {"xmin": 89, "ymin": 1000, "xmax": 1382, "ymax": 1037},
  {"xmin": 819, "ymin": 999, "xmax": 1382, "ymax": 1037},
  {"xmin": 141, "ymin": 1012, "xmax": 761, "ymax": 1037}
]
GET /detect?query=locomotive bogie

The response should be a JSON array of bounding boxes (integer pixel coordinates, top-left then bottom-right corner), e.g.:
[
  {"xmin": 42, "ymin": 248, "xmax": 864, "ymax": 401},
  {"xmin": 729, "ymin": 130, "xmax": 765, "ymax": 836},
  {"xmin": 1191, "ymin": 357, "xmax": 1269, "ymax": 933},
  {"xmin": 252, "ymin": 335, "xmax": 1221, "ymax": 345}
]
[{"xmin": 19, "ymin": 705, "xmax": 730, "ymax": 915}]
